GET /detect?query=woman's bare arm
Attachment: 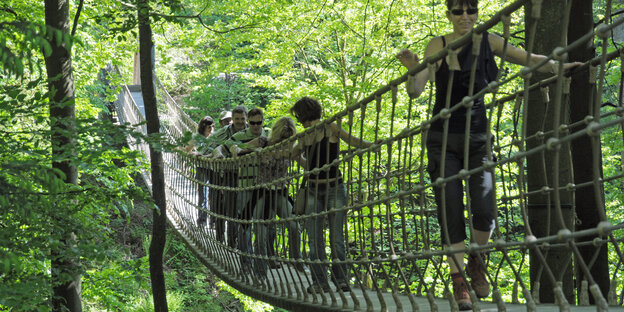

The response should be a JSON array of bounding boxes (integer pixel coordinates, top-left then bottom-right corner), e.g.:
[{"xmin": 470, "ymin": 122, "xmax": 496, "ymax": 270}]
[
  {"xmin": 396, "ymin": 37, "xmax": 442, "ymax": 98},
  {"xmin": 488, "ymin": 33, "xmax": 582, "ymax": 73},
  {"xmin": 334, "ymin": 123, "xmax": 372, "ymax": 148}
]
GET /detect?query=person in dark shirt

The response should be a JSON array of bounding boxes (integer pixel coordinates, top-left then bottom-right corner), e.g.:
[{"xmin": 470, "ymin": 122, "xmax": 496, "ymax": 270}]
[
  {"xmin": 396, "ymin": 0, "xmax": 581, "ymax": 309},
  {"xmin": 290, "ymin": 96, "xmax": 372, "ymax": 294}
]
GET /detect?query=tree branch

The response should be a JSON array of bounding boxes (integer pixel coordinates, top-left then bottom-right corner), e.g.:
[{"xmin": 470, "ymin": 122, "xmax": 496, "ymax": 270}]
[
  {"xmin": 71, "ymin": 0, "xmax": 84, "ymax": 37},
  {"xmin": 152, "ymin": 11, "xmax": 259, "ymax": 34},
  {"xmin": 594, "ymin": 9, "xmax": 624, "ymax": 27},
  {"xmin": 1, "ymin": 187, "xmax": 94, "ymax": 196},
  {"xmin": 1, "ymin": 6, "xmax": 18, "ymax": 17},
  {"xmin": 114, "ymin": 0, "xmax": 257, "ymax": 34},
  {"xmin": 297, "ymin": 47, "xmax": 321, "ymax": 87}
]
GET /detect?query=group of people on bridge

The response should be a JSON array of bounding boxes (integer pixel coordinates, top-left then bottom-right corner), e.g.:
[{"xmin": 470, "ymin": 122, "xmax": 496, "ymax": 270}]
[
  {"xmin": 187, "ymin": 98, "xmax": 371, "ymax": 295},
  {"xmin": 184, "ymin": 0, "xmax": 582, "ymax": 309}
]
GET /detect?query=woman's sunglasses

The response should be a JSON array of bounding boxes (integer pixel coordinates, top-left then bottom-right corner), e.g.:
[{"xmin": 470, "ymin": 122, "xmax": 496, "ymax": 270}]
[{"xmin": 450, "ymin": 8, "xmax": 478, "ymax": 15}]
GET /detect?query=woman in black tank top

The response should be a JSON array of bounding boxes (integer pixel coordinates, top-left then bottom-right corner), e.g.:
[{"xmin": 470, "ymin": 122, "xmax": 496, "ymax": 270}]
[
  {"xmin": 395, "ymin": 0, "xmax": 582, "ymax": 309},
  {"xmin": 290, "ymin": 96, "xmax": 372, "ymax": 294}
]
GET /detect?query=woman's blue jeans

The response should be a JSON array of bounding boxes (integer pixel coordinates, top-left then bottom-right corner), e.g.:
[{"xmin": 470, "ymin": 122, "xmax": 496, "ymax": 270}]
[{"xmin": 305, "ymin": 182, "xmax": 348, "ymax": 286}]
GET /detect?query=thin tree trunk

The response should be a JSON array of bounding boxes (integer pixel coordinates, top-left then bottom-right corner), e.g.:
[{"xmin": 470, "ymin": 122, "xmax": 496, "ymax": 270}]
[
  {"xmin": 568, "ymin": 0, "xmax": 610, "ymax": 303},
  {"xmin": 44, "ymin": 0, "xmax": 81, "ymax": 310},
  {"xmin": 137, "ymin": 0, "xmax": 169, "ymax": 310}
]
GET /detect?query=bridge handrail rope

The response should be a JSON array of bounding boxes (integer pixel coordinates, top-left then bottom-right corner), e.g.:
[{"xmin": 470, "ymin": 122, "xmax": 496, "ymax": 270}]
[
  {"xmin": 110, "ymin": 1, "xmax": 624, "ymax": 311},
  {"xmin": 154, "ymin": 76, "xmax": 196, "ymax": 134}
]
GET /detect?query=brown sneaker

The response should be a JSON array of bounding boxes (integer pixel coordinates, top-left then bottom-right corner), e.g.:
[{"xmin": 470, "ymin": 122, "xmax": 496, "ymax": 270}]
[
  {"xmin": 452, "ymin": 275, "xmax": 473, "ymax": 310},
  {"xmin": 467, "ymin": 253, "xmax": 490, "ymax": 299}
]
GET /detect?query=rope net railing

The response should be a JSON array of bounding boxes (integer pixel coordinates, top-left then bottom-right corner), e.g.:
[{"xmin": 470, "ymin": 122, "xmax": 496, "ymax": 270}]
[{"xmin": 112, "ymin": 1, "xmax": 624, "ymax": 311}]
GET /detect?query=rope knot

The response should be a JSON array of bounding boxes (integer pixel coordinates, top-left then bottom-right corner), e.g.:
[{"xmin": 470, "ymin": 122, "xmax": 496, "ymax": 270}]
[
  {"xmin": 462, "ymin": 96, "xmax": 474, "ymax": 108},
  {"xmin": 597, "ymin": 221, "xmax": 613, "ymax": 236},
  {"xmin": 556, "ymin": 229, "xmax": 572, "ymax": 241},
  {"xmin": 565, "ymin": 183, "xmax": 575, "ymax": 191},
  {"xmin": 458, "ymin": 169, "xmax": 470, "ymax": 180},
  {"xmin": 535, "ymin": 130, "xmax": 545, "ymax": 140},
  {"xmin": 553, "ymin": 47, "xmax": 566, "ymax": 60},
  {"xmin": 520, "ymin": 67, "xmax": 533, "ymax": 79},
  {"xmin": 487, "ymin": 81, "xmax": 499, "ymax": 93},
  {"xmin": 524, "ymin": 235, "xmax": 538, "ymax": 247},
  {"xmin": 586, "ymin": 121, "xmax": 601, "ymax": 136},
  {"xmin": 596, "ymin": 23, "xmax": 610, "ymax": 39},
  {"xmin": 440, "ymin": 108, "xmax": 451, "ymax": 119}
]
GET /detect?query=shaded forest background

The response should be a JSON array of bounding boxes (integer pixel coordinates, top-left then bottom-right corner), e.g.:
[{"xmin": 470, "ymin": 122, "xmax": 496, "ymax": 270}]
[{"xmin": 1, "ymin": 0, "xmax": 623, "ymax": 311}]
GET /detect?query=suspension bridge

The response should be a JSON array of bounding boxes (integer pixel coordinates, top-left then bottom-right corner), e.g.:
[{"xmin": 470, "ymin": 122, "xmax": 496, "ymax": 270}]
[{"xmin": 109, "ymin": 1, "xmax": 624, "ymax": 311}]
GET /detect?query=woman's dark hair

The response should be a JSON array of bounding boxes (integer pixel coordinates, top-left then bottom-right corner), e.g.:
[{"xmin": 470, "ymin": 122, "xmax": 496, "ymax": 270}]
[
  {"xmin": 446, "ymin": 0, "xmax": 477, "ymax": 10},
  {"xmin": 197, "ymin": 116, "xmax": 214, "ymax": 134},
  {"xmin": 290, "ymin": 96, "xmax": 322, "ymax": 124}
]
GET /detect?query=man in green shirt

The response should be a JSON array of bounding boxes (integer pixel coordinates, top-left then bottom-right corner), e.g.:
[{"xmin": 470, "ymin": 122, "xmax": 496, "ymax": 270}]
[
  {"xmin": 209, "ymin": 105, "xmax": 248, "ymax": 247},
  {"xmin": 222, "ymin": 108, "xmax": 270, "ymax": 269},
  {"xmin": 210, "ymin": 106, "xmax": 248, "ymax": 150}
]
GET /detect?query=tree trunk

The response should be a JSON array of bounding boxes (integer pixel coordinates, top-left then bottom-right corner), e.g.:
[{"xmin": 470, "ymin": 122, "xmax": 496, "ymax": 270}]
[
  {"xmin": 568, "ymin": 0, "xmax": 610, "ymax": 303},
  {"xmin": 44, "ymin": 0, "xmax": 82, "ymax": 311},
  {"xmin": 525, "ymin": 0, "xmax": 574, "ymax": 304},
  {"xmin": 137, "ymin": 0, "xmax": 169, "ymax": 310}
]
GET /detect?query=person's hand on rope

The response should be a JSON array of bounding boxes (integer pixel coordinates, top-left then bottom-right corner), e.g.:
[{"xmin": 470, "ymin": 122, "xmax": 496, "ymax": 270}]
[
  {"xmin": 247, "ymin": 136, "xmax": 268, "ymax": 150},
  {"xmin": 561, "ymin": 61, "xmax": 583, "ymax": 74},
  {"xmin": 547, "ymin": 60, "xmax": 583, "ymax": 75},
  {"xmin": 229, "ymin": 144, "xmax": 239, "ymax": 158},
  {"xmin": 396, "ymin": 49, "xmax": 420, "ymax": 70},
  {"xmin": 211, "ymin": 148, "xmax": 226, "ymax": 159}
]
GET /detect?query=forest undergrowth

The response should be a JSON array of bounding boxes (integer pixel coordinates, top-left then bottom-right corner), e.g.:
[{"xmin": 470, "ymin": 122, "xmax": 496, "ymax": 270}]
[{"xmin": 82, "ymin": 181, "xmax": 285, "ymax": 312}]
